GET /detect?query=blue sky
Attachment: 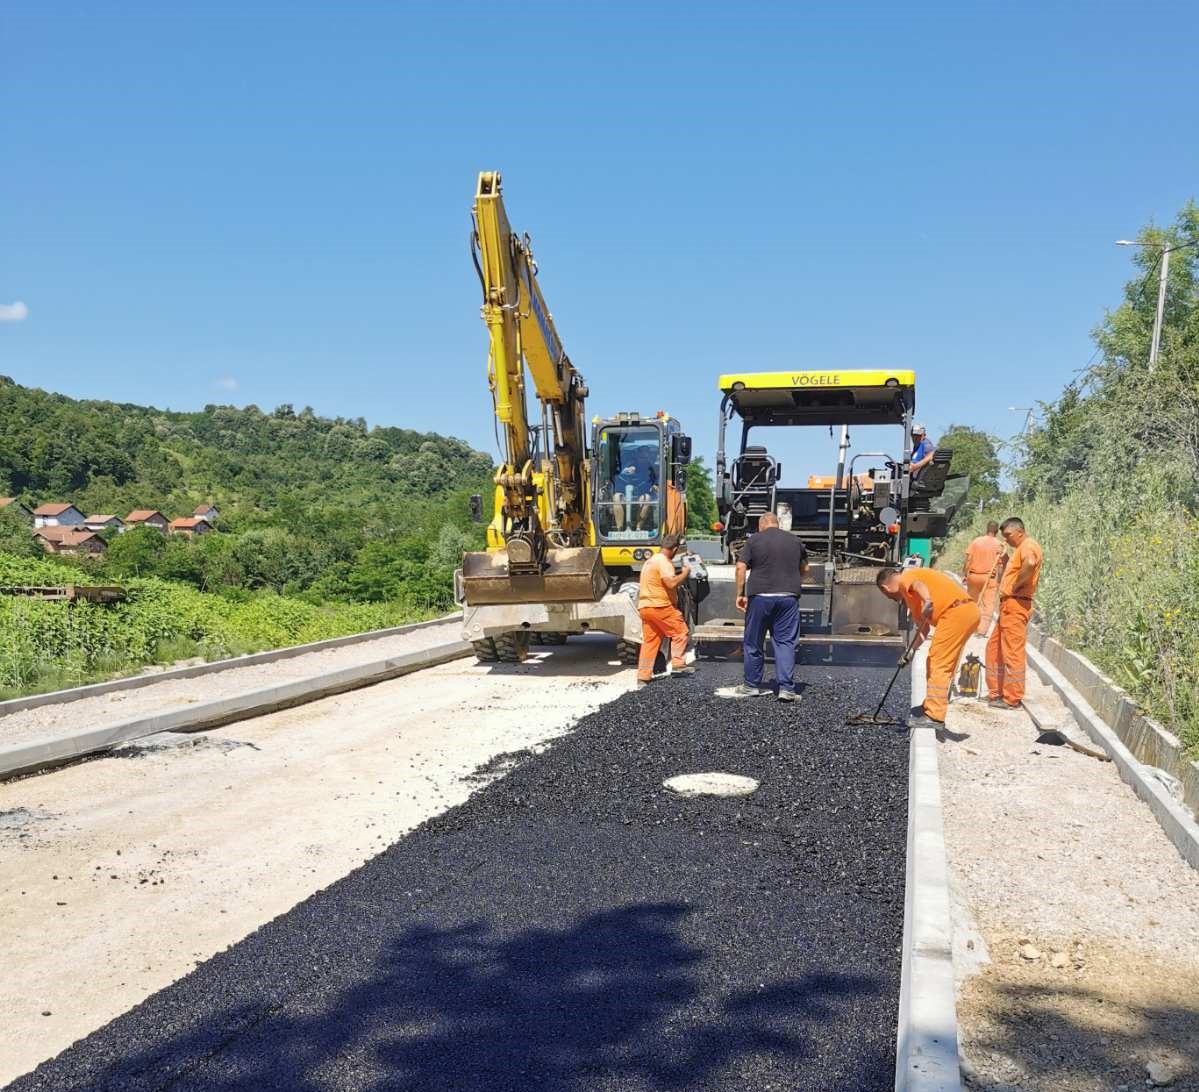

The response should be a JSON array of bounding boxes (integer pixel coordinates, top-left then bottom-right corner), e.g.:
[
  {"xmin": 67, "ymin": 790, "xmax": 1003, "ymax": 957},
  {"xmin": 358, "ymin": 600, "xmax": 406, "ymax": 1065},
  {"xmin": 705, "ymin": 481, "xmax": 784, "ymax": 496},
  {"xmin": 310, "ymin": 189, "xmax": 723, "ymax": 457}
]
[{"xmin": 3, "ymin": 2, "xmax": 1197, "ymax": 478}]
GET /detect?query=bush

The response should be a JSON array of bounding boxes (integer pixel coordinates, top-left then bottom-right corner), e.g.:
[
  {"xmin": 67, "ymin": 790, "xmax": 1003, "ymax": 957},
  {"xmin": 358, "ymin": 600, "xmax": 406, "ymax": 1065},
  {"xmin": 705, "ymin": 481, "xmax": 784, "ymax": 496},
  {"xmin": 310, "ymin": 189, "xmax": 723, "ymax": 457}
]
[{"xmin": 0, "ymin": 550, "xmax": 438, "ymax": 696}]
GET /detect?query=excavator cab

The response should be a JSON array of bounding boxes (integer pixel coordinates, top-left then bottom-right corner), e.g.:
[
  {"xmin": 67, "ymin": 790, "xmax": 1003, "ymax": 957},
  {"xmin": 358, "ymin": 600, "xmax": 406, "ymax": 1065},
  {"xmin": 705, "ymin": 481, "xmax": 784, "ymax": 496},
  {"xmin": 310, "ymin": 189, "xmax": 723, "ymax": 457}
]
[{"xmin": 591, "ymin": 412, "xmax": 689, "ymax": 563}]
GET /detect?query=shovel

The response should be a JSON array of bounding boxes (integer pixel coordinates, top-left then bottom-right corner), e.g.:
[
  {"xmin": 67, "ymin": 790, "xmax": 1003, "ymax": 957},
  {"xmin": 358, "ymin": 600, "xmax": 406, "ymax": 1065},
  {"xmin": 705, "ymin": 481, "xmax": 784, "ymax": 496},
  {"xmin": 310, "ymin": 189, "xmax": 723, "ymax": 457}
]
[{"xmin": 846, "ymin": 630, "xmax": 922, "ymax": 727}]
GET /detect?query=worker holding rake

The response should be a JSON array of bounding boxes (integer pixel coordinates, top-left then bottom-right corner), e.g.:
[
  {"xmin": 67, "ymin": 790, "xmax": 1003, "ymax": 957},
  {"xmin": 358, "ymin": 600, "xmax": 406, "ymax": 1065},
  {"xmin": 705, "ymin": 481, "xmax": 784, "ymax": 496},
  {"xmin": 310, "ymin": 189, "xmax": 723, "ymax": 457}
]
[{"xmin": 875, "ymin": 567, "xmax": 979, "ymax": 728}]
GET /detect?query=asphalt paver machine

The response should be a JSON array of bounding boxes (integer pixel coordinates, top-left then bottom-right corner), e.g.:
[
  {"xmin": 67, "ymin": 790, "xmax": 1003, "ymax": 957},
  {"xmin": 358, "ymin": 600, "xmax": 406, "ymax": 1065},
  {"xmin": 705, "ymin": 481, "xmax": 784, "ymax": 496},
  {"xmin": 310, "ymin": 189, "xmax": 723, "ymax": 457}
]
[{"xmin": 694, "ymin": 369, "xmax": 965, "ymax": 656}]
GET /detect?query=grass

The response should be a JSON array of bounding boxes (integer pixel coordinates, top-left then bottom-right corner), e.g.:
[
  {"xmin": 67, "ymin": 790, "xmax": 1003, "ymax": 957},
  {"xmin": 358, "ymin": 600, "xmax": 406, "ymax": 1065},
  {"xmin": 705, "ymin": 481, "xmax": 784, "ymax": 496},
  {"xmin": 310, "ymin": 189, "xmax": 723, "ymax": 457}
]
[{"xmin": 940, "ymin": 496, "xmax": 1199, "ymax": 757}]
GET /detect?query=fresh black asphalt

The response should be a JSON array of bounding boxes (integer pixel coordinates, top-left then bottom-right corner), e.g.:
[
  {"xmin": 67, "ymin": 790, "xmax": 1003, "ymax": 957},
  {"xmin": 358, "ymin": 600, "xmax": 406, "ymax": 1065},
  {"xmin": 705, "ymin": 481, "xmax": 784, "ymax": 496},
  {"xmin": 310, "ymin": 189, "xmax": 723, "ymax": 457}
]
[{"xmin": 9, "ymin": 656, "xmax": 910, "ymax": 1092}]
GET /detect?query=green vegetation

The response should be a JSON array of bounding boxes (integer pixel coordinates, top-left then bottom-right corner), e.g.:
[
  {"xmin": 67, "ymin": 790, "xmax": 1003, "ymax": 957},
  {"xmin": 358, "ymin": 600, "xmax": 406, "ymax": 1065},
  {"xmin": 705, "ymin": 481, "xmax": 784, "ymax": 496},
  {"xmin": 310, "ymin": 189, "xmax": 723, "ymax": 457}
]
[
  {"xmin": 685, "ymin": 455, "xmax": 717, "ymax": 533},
  {"xmin": 0, "ymin": 377, "xmax": 493, "ymax": 610},
  {"xmin": 938, "ymin": 425, "xmax": 1001, "ymax": 514},
  {"xmin": 0, "ymin": 378, "xmax": 496, "ymax": 695},
  {"xmin": 941, "ymin": 202, "xmax": 1199, "ymax": 753},
  {"xmin": 0, "ymin": 551, "xmax": 432, "ymax": 698}
]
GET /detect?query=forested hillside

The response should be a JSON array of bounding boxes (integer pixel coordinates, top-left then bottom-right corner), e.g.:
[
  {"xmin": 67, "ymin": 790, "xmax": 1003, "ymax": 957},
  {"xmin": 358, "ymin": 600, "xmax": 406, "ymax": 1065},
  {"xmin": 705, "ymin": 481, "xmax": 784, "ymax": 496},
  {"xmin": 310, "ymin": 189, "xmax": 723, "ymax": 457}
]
[
  {"xmin": 0, "ymin": 376, "xmax": 492, "ymax": 519},
  {"xmin": 0, "ymin": 377, "xmax": 494, "ymax": 605}
]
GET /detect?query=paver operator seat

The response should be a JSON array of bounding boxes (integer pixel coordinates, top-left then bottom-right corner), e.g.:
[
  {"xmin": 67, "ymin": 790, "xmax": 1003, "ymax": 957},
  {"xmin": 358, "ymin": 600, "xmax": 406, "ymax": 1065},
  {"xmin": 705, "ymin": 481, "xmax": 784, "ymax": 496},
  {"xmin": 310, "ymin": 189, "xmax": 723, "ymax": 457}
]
[{"xmin": 729, "ymin": 445, "xmax": 780, "ymax": 527}]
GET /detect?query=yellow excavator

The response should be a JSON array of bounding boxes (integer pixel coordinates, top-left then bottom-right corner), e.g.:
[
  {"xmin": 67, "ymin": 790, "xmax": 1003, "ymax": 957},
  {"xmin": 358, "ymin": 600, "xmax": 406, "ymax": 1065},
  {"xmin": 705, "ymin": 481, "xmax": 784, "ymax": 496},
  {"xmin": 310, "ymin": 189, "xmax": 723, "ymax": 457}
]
[{"xmin": 455, "ymin": 171, "xmax": 697, "ymax": 664}]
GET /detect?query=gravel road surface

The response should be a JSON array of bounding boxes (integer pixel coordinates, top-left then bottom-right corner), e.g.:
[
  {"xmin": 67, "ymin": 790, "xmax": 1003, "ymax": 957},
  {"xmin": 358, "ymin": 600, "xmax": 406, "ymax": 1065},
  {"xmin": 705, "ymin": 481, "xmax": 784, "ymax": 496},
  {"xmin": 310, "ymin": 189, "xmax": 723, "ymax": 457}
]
[
  {"xmin": 8, "ymin": 658, "xmax": 910, "ymax": 1092},
  {"xmin": 941, "ymin": 635, "xmax": 1199, "ymax": 1092},
  {"xmin": 0, "ymin": 621, "xmax": 463, "ymax": 749}
]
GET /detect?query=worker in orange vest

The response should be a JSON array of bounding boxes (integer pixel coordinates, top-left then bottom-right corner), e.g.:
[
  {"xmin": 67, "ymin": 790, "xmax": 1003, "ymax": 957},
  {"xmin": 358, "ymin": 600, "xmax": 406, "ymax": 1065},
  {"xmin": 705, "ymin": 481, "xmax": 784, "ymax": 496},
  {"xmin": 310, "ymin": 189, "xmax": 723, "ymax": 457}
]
[
  {"xmin": 876, "ymin": 566, "xmax": 979, "ymax": 728},
  {"xmin": 986, "ymin": 517, "xmax": 1043, "ymax": 709},
  {"xmin": 635, "ymin": 532, "xmax": 695, "ymax": 687},
  {"xmin": 962, "ymin": 521, "xmax": 1005, "ymax": 636}
]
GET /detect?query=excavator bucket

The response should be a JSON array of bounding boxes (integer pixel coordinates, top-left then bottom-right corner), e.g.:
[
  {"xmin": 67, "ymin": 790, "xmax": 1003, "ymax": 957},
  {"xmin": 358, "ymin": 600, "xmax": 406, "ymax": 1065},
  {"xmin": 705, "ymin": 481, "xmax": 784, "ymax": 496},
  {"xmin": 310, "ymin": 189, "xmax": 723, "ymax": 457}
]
[{"xmin": 461, "ymin": 546, "xmax": 607, "ymax": 606}]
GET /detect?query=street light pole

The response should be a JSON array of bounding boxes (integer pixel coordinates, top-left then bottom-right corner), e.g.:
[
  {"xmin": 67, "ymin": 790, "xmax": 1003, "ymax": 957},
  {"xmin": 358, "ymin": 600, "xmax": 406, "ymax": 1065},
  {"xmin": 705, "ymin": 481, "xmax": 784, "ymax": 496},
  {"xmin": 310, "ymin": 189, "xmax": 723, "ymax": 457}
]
[
  {"xmin": 1116, "ymin": 236, "xmax": 1199, "ymax": 371},
  {"xmin": 1149, "ymin": 246, "xmax": 1170, "ymax": 369},
  {"xmin": 1009, "ymin": 406, "xmax": 1034, "ymax": 435}
]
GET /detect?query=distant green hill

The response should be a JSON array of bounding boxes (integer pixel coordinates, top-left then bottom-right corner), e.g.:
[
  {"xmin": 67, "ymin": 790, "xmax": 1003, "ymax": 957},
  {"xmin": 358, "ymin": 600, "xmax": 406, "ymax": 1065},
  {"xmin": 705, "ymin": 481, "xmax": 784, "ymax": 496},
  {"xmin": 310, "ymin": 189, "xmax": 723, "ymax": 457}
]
[
  {"xmin": 0, "ymin": 376, "xmax": 494, "ymax": 614},
  {"xmin": 0, "ymin": 375, "xmax": 493, "ymax": 519}
]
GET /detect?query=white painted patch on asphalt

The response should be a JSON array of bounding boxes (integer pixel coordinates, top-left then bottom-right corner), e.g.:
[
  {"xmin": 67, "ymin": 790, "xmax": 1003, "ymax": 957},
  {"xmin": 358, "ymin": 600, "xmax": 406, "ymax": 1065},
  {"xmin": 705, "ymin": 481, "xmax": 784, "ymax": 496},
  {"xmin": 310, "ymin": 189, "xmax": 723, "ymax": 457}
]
[{"xmin": 663, "ymin": 772, "xmax": 760, "ymax": 797}]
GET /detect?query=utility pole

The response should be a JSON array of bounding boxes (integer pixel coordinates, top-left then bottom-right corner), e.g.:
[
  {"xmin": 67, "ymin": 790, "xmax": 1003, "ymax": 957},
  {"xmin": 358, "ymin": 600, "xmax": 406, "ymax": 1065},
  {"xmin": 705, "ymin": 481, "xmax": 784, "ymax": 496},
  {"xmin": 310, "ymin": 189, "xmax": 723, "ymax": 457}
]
[
  {"xmin": 1117, "ymin": 235, "xmax": 1199, "ymax": 371},
  {"xmin": 1149, "ymin": 246, "xmax": 1170, "ymax": 370}
]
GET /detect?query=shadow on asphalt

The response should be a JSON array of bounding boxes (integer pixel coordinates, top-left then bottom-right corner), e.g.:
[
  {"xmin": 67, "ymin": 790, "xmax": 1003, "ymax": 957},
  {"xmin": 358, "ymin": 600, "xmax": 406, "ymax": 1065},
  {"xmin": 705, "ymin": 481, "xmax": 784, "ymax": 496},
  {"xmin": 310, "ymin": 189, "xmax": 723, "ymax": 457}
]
[{"xmin": 76, "ymin": 904, "xmax": 893, "ymax": 1091}]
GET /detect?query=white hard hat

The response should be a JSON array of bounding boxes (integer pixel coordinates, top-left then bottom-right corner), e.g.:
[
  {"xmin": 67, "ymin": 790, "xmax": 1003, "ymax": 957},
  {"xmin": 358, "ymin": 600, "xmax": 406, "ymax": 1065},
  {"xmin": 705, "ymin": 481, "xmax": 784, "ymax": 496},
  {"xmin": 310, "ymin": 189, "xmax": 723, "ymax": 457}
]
[{"xmin": 912, "ymin": 423, "xmax": 927, "ymax": 435}]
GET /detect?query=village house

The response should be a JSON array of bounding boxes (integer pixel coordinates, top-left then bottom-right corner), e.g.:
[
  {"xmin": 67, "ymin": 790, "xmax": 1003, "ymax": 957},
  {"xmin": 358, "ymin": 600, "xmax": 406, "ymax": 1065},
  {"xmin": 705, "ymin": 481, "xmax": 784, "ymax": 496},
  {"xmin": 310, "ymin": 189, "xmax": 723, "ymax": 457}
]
[
  {"xmin": 125, "ymin": 510, "xmax": 169, "ymax": 534},
  {"xmin": 0, "ymin": 497, "xmax": 33, "ymax": 522},
  {"xmin": 168, "ymin": 517, "xmax": 212, "ymax": 537},
  {"xmin": 32, "ymin": 503, "xmax": 85, "ymax": 529},
  {"xmin": 193, "ymin": 504, "xmax": 219, "ymax": 524},
  {"xmin": 35, "ymin": 526, "xmax": 108, "ymax": 557},
  {"xmin": 83, "ymin": 514, "xmax": 126, "ymax": 534}
]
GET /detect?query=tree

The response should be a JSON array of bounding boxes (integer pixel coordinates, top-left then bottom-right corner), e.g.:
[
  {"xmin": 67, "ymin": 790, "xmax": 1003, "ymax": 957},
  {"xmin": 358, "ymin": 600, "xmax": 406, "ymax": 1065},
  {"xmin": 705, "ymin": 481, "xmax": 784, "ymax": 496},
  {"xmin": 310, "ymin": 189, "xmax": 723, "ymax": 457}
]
[
  {"xmin": 937, "ymin": 425, "xmax": 1000, "ymax": 511},
  {"xmin": 0, "ymin": 507, "xmax": 43, "ymax": 558},
  {"xmin": 685, "ymin": 455, "xmax": 717, "ymax": 533},
  {"xmin": 104, "ymin": 525, "xmax": 167, "ymax": 577}
]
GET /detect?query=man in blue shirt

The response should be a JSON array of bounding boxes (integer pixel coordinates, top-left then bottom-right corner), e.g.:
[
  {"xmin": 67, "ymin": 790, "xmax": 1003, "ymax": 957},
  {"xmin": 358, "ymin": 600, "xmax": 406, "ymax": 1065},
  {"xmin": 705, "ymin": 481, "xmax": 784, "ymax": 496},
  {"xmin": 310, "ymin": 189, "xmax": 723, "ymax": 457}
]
[
  {"xmin": 911, "ymin": 424, "xmax": 936, "ymax": 479},
  {"xmin": 612, "ymin": 445, "xmax": 659, "ymax": 531}
]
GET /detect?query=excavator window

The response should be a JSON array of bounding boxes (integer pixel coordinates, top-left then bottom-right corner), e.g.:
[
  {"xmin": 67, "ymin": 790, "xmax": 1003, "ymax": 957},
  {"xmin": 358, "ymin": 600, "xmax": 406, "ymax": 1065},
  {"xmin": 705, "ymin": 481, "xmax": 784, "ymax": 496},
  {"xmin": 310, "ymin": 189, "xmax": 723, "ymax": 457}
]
[{"xmin": 594, "ymin": 426, "xmax": 663, "ymax": 542}]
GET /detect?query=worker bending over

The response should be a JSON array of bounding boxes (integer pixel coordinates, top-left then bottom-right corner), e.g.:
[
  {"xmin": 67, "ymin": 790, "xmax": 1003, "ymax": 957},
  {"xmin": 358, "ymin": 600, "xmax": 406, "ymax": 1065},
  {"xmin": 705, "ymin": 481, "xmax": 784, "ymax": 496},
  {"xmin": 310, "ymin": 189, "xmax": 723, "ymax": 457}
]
[
  {"xmin": 717, "ymin": 512, "xmax": 808, "ymax": 702},
  {"xmin": 635, "ymin": 533, "xmax": 694, "ymax": 687},
  {"xmin": 963, "ymin": 521, "xmax": 1005, "ymax": 636},
  {"xmin": 876, "ymin": 566, "xmax": 979, "ymax": 728},
  {"xmin": 986, "ymin": 517, "xmax": 1043, "ymax": 709}
]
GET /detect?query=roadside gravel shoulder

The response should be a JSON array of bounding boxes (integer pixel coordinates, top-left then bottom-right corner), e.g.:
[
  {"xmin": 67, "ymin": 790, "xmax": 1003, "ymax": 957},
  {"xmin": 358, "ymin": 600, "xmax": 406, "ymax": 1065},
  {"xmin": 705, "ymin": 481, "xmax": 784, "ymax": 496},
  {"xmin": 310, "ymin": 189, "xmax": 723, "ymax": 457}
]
[
  {"xmin": 939, "ymin": 635, "xmax": 1199, "ymax": 1091},
  {"xmin": 0, "ymin": 620, "xmax": 463, "ymax": 749}
]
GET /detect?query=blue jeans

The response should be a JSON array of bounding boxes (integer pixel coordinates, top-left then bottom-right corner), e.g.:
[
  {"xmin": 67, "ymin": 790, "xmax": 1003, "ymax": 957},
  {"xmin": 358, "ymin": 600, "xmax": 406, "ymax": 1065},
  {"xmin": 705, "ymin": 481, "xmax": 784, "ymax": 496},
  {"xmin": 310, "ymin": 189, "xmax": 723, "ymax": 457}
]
[{"xmin": 744, "ymin": 595, "xmax": 800, "ymax": 693}]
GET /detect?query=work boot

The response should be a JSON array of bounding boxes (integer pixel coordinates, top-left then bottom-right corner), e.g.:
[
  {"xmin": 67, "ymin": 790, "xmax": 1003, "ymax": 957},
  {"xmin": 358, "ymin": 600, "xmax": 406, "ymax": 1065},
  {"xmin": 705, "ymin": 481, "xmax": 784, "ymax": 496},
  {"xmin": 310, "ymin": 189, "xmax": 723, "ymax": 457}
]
[
  {"xmin": 716, "ymin": 683, "xmax": 771, "ymax": 699},
  {"xmin": 908, "ymin": 711, "xmax": 944, "ymax": 730},
  {"xmin": 988, "ymin": 697, "xmax": 1020, "ymax": 710},
  {"xmin": 671, "ymin": 666, "xmax": 696, "ymax": 678},
  {"xmin": 776, "ymin": 689, "xmax": 799, "ymax": 703}
]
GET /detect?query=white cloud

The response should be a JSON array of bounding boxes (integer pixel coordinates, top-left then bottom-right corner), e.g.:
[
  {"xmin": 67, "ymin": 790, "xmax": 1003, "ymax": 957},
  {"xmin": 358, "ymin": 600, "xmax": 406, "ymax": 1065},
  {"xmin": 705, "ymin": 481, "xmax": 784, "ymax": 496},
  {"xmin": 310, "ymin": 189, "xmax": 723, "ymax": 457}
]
[
  {"xmin": 215, "ymin": 376, "xmax": 240, "ymax": 392},
  {"xmin": 0, "ymin": 301, "xmax": 28, "ymax": 322}
]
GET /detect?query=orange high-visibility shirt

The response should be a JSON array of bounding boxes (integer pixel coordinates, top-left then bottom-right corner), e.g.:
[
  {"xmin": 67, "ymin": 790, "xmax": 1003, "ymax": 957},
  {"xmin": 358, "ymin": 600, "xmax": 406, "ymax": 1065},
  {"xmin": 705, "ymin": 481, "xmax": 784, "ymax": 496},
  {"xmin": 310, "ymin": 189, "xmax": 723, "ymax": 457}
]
[
  {"xmin": 638, "ymin": 552, "xmax": 677, "ymax": 609},
  {"xmin": 965, "ymin": 534, "xmax": 1004, "ymax": 576},
  {"xmin": 897, "ymin": 568, "xmax": 969, "ymax": 626},
  {"xmin": 999, "ymin": 535, "xmax": 1042, "ymax": 600}
]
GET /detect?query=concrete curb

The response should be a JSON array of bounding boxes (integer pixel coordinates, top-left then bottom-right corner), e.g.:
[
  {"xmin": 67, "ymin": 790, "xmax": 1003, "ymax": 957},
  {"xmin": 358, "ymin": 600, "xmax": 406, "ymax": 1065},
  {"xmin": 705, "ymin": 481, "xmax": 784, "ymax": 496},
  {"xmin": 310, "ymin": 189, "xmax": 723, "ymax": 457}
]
[
  {"xmin": 894, "ymin": 643, "xmax": 963, "ymax": 1092},
  {"xmin": 896, "ymin": 727, "xmax": 963, "ymax": 1092},
  {"xmin": 0, "ymin": 639, "xmax": 472, "ymax": 781},
  {"xmin": 1027, "ymin": 621, "xmax": 1199, "ymax": 818},
  {"xmin": 1027, "ymin": 643, "xmax": 1199, "ymax": 871},
  {"xmin": 0, "ymin": 613, "xmax": 462, "ymax": 718}
]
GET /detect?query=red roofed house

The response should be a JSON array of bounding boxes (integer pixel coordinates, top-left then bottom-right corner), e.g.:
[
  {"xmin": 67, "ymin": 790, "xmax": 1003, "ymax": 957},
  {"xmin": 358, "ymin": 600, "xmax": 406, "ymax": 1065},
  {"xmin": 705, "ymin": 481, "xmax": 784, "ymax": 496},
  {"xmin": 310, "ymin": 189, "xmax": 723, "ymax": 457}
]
[
  {"xmin": 83, "ymin": 514, "xmax": 126, "ymax": 534},
  {"xmin": 35, "ymin": 526, "xmax": 108, "ymax": 556},
  {"xmin": 168, "ymin": 517, "xmax": 212, "ymax": 537},
  {"xmin": 33, "ymin": 503, "xmax": 85, "ymax": 529},
  {"xmin": 126, "ymin": 510, "xmax": 169, "ymax": 534},
  {"xmin": 193, "ymin": 504, "xmax": 219, "ymax": 524},
  {"xmin": 0, "ymin": 497, "xmax": 33, "ymax": 523}
]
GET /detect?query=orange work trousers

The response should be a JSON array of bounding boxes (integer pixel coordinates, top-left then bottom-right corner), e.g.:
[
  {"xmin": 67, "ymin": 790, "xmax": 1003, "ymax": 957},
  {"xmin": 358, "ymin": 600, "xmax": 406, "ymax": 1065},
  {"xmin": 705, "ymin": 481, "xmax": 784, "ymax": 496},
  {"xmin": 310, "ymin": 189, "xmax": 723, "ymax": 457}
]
[
  {"xmin": 966, "ymin": 572, "xmax": 998, "ymax": 636},
  {"xmin": 923, "ymin": 600, "xmax": 980, "ymax": 722},
  {"xmin": 986, "ymin": 596, "xmax": 1032, "ymax": 705},
  {"xmin": 638, "ymin": 605, "xmax": 688, "ymax": 682}
]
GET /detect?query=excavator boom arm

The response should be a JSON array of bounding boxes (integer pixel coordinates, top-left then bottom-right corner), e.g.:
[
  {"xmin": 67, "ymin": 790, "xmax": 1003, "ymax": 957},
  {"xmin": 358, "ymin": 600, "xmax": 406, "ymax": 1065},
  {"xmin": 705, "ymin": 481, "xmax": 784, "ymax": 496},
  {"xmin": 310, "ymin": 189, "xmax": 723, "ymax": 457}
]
[{"xmin": 472, "ymin": 171, "xmax": 589, "ymax": 550}]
